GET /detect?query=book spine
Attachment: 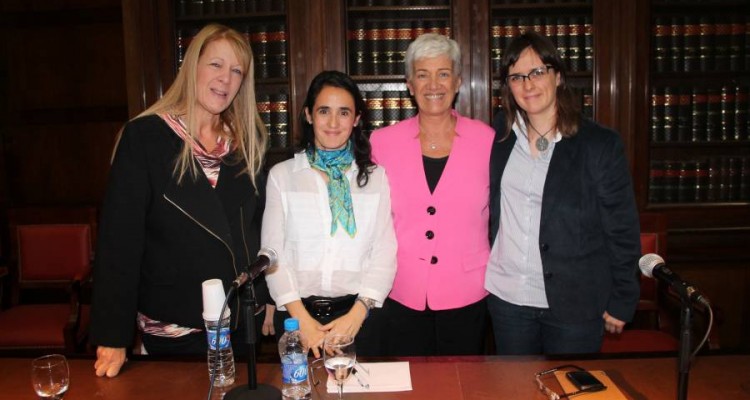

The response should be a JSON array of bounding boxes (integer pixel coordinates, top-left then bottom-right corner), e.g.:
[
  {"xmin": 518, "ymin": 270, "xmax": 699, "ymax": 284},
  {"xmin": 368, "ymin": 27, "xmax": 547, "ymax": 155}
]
[
  {"xmin": 691, "ymin": 88, "xmax": 707, "ymax": 142},
  {"xmin": 381, "ymin": 20, "xmax": 398, "ymax": 76},
  {"xmin": 383, "ymin": 90, "xmax": 401, "ymax": 127},
  {"xmin": 269, "ymin": 93, "xmax": 288, "ymax": 148},
  {"xmin": 669, "ymin": 16, "xmax": 684, "ymax": 72},
  {"xmin": 663, "ymin": 87, "xmax": 677, "ymax": 142},
  {"xmin": 366, "ymin": 90, "xmax": 384, "ymax": 135},
  {"xmin": 705, "ymin": 88, "xmax": 721, "ymax": 142},
  {"xmin": 741, "ymin": 157, "xmax": 750, "ymax": 201},
  {"xmin": 735, "ymin": 86, "xmax": 748, "ymax": 141},
  {"xmin": 677, "ymin": 161, "xmax": 697, "ymax": 203},
  {"xmin": 651, "ymin": 87, "xmax": 665, "ymax": 143},
  {"xmin": 746, "ymin": 17, "xmax": 750, "ymax": 72},
  {"xmin": 367, "ymin": 21, "xmax": 383, "ymax": 76},
  {"xmin": 683, "ymin": 16, "xmax": 700, "ymax": 72},
  {"xmin": 400, "ymin": 90, "xmax": 417, "ymax": 119},
  {"xmin": 695, "ymin": 160, "xmax": 709, "ymax": 202},
  {"xmin": 491, "ymin": 19, "xmax": 503, "ymax": 76},
  {"xmin": 268, "ymin": 23, "xmax": 287, "ymax": 78},
  {"xmin": 698, "ymin": 16, "xmax": 715, "ymax": 72},
  {"xmin": 251, "ymin": 25, "xmax": 269, "ymax": 80},
  {"xmin": 256, "ymin": 93, "xmax": 271, "ymax": 138},
  {"xmin": 728, "ymin": 157, "xmax": 741, "ymax": 201},
  {"xmin": 349, "ymin": 19, "xmax": 367, "ymax": 76},
  {"xmin": 568, "ymin": 17, "xmax": 584, "ymax": 72},
  {"xmin": 719, "ymin": 156, "xmax": 730, "ymax": 201},
  {"xmin": 395, "ymin": 20, "xmax": 411, "ymax": 76},
  {"xmin": 583, "ymin": 15, "xmax": 593, "ymax": 72},
  {"xmin": 728, "ymin": 15, "xmax": 744, "ymax": 72},
  {"xmin": 649, "ymin": 160, "xmax": 665, "ymax": 203},
  {"xmin": 677, "ymin": 87, "xmax": 692, "ymax": 142},
  {"xmin": 653, "ymin": 17, "xmax": 669, "ymax": 73},
  {"xmin": 714, "ymin": 16, "xmax": 731, "ymax": 71},
  {"xmin": 720, "ymin": 85, "xmax": 735, "ymax": 141},
  {"xmin": 707, "ymin": 156, "xmax": 721, "ymax": 202},
  {"xmin": 555, "ymin": 17, "xmax": 570, "ymax": 70},
  {"xmin": 663, "ymin": 160, "xmax": 680, "ymax": 203}
]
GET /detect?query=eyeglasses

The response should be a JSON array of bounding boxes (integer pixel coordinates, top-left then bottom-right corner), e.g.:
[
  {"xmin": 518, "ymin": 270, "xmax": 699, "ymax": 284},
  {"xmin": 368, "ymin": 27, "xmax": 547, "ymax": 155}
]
[
  {"xmin": 534, "ymin": 364, "xmax": 591, "ymax": 400},
  {"xmin": 506, "ymin": 65, "xmax": 554, "ymax": 86}
]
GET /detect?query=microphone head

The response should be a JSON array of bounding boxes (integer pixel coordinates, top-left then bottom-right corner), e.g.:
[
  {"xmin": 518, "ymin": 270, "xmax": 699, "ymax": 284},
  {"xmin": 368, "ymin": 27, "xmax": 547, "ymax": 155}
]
[
  {"xmin": 639, "ymin": 253, "xmax": 664, "ymax": 278},
  {"xmin": 258, "ymin": 247, "xmax": 278, "ymax": 266}
]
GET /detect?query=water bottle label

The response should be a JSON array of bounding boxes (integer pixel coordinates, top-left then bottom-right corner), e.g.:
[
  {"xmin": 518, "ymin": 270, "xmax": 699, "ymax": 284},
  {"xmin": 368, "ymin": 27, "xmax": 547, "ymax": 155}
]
[
  {"xmin": 206, "ymin": 326, "xmax": 231, "ymax": 350},
  {"xmin": 281, "ymin": 356, "xmax": 308, "ymax": 384}
]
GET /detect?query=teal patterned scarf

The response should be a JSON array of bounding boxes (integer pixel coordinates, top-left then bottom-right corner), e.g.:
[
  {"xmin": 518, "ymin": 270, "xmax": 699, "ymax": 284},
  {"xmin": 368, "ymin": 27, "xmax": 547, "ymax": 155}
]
[{"xmin": 307, "ymin": 142, "xmax": 356, "ymax": 237}]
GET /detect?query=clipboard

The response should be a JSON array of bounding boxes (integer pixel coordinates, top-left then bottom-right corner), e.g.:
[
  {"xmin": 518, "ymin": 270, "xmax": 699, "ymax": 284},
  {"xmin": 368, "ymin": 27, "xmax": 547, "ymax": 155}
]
[{"xmin": 553, "ymin": 370, "xmax": 628, "ymax": 400}]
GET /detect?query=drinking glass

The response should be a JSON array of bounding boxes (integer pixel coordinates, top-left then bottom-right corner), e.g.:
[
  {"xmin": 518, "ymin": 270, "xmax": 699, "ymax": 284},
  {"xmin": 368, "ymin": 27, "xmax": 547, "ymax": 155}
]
[
  {"xmin": 31, "ymin": 354, "xmax": 69, "ymax": 399},
  {"xmin": 323, "ymin": 334, "xmax": 355, "ymax": 399}
]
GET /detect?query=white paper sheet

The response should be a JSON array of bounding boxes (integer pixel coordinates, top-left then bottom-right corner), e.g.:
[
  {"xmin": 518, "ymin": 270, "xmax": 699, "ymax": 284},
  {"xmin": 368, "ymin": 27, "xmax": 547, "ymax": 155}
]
[{"xmin": 325, "ymin": 361, "xmax": 412, "ymax": 393}]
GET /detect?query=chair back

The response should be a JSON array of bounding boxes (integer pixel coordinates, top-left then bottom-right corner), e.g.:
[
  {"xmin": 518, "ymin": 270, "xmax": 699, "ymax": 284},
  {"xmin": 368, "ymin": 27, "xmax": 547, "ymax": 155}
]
[{"xmin": 17, "ymin": 224, "xmax": 92, "ymax": 284}]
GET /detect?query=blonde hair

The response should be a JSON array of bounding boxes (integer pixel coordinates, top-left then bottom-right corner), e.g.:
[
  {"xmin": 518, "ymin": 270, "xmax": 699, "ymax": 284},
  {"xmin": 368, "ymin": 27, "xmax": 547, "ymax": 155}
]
[{"xmin": 116, "ymin": 23, "xmax": 267, "ymax": 189}]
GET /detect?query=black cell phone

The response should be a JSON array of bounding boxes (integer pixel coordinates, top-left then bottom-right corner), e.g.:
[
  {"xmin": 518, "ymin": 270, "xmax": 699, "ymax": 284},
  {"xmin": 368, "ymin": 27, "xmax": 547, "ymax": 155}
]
[{"xmin": 565, "ymin": 370, "xmax": 607, "ymax": 392}]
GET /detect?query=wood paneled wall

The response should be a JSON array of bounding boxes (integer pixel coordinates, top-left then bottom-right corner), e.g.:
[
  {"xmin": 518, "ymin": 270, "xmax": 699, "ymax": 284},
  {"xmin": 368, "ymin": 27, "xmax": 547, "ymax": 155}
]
[{"xmin": 0, "ymin": 1, "xmax": 128, "ymax": 239}]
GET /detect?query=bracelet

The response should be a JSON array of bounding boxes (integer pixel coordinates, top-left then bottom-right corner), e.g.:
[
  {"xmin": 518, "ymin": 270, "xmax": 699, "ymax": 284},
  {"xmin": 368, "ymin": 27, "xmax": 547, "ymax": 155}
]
[{"xmin": 356, "ymin": 297, "xmax": 374, "ymax": 319}]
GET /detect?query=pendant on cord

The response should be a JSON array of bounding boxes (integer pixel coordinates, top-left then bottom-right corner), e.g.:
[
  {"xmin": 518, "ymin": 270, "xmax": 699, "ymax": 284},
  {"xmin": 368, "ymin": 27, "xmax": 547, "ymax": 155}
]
[{"xmin": 536, "ymin": 136, "xmax": 549, "ymax": 152}]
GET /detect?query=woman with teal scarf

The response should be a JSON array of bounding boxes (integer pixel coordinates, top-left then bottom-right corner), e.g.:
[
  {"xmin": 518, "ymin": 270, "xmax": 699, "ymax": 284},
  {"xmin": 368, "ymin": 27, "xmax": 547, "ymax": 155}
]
[{"xmin": 262, "ymin": 71, "xmax": 397, "ymax": 357}]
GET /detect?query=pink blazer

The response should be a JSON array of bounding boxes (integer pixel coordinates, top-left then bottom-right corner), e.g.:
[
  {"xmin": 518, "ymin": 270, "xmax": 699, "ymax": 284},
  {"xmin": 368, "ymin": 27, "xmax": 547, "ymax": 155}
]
[{"xmin": 371, "ymin": 112, "xmax": 494, "ymax": 311}]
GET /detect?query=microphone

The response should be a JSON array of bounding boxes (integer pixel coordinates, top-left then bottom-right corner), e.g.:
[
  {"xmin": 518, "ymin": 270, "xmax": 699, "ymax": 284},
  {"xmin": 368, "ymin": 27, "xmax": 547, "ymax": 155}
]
[
  {"xmin": 639, "ymin": 254, "xmax": 710, "ymax": 307},
  {"xmin": 232, "ymin": 247, "xmax": 278, "ymax": 287}
]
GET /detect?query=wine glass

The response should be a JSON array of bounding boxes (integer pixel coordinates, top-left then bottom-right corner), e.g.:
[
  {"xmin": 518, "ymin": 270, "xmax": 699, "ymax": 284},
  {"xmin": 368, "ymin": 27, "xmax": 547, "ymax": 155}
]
[
  {"xmin": 31, "ymin": 354, "xmax": 69, "ymax": 399},
  {"xmin": 323, "ymin": 334, "xmax": 356, "ymax": 399}
]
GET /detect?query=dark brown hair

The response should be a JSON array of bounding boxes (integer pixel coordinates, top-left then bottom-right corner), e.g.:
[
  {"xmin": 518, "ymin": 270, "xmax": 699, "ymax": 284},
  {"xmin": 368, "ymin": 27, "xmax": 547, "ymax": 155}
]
[{"xmin": 497, "ymin": 31, "xmax": 581, "ymax": 140}]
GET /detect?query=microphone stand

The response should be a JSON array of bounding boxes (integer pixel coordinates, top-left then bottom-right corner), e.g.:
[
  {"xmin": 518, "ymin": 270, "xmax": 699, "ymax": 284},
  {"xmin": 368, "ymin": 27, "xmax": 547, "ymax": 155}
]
[
  {"xmin": 676, "ymin": 296, "xmax": 692, "ymax": 400},
  {"xmin": 225, "ymin": 282, "xmax": 281, "ymax": 400}
]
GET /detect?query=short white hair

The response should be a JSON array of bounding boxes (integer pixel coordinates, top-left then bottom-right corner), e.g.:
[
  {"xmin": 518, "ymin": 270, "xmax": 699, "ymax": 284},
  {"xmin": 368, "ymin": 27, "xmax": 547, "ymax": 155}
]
[{"xmin": 404, "ymin": 33, "xmax": 461, "ymax": 81}]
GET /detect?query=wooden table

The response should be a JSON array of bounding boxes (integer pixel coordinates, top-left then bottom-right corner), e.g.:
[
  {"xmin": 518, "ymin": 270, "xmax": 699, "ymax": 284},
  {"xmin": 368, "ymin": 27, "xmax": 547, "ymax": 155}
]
[{"xmin": 2, "ymin": 354, "xmax": 749, "ymax": 399}]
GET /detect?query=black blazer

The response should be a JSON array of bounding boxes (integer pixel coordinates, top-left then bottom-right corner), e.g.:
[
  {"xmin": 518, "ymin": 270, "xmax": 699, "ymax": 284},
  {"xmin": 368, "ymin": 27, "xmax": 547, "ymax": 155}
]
[
  {"xmin": 90, "ymin": 115, "xmax": 267, "ymax": 348},
  {"xmin": 489, "ymin": 113, "xmax": 640, "ymax": 323}
]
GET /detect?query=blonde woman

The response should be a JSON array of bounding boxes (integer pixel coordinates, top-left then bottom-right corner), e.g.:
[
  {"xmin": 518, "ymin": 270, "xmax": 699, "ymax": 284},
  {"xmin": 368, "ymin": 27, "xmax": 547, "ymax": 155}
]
[{"xmin": 90, "ymin": 24, "xmax": 270, "ymax": 377}]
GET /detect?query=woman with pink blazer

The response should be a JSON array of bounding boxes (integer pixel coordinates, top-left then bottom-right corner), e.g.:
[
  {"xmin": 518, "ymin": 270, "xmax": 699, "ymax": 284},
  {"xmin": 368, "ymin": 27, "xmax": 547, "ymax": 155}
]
[{"xmin": 370, "ymin": 33, "xmax": 494, "ymax": 355}]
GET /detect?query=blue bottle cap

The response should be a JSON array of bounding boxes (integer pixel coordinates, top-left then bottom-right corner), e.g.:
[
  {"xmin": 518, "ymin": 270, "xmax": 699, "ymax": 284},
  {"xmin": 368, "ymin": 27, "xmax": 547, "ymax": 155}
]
[{"xmin": 284, "ymin": 317, "xmax": 299, "ymax": 331}]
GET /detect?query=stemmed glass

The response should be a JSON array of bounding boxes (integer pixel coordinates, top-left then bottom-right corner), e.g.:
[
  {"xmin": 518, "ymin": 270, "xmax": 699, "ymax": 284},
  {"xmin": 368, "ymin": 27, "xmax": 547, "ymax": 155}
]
[
  {"xmin": 323, "ymin": 334, "xmax": 356, "ymax": 399},
  {"xmin": 31, "ymin": 354, "xmax": 70, "ymax": 399}
]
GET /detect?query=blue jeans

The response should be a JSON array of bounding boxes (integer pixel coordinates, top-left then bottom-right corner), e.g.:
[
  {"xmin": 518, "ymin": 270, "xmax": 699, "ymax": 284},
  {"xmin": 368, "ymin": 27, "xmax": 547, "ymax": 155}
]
[{"xmin": 487, "ymin": 294, "xmax": 604, "ymax": 355}]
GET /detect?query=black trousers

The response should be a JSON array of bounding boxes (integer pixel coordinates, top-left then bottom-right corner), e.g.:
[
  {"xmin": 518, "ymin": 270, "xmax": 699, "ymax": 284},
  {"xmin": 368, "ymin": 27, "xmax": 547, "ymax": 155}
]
[
  {"xmin": 273, "ymin": 302, "xmax": 385, "ymax": 357},
  {"xmin": 372, "ymin": 297, "xmax": 488, "ymax": 356}
]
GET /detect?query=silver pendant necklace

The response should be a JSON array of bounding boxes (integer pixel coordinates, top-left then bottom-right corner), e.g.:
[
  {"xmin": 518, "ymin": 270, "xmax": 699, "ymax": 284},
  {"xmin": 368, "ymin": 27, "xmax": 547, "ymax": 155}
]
[{"xmin": 528, "ymin": 122, "xmax": 554, "ymax": 152}]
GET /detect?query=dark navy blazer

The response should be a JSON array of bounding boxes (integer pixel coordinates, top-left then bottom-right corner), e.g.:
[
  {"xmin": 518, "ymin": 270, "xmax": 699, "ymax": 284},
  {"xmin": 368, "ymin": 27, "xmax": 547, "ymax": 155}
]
[{"xmin": 489, "ymin": 112, "xmax": 640, "ymax": 323}]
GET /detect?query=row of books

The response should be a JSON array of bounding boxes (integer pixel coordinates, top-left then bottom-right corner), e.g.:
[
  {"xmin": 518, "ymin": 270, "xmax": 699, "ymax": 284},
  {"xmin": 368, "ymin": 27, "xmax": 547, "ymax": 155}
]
[
  {"xmin": 348, "ymin": 19, "xmax": 451, "ymax": 76},
  {"xmin": 491, "ymin": 86, "xmax": 593, "ymax": 119},
  {"xmin": 492, "ymin": 0, "xmax": 593, "ymax": 4},
  {"xmin": 349, "ymin": 0, "xmax": 450, "ymax": 5},
  {"xmin": 649, "ymin": 157, "xmax": 750, "ymax": 203},
  {"xmin": 650, "ymin": 85, "xmax": 749, "ymax": 143},
  {"xmin": 361, "ymin": 89, "xmax": 417, "ymax": 135},
  {"xmin": 653, "ymin": 15, "xmax": 750, "ymax": 73},
  {"xmin": 176, "ymin": 0, "xmax": 285, "ymax": 17},
  {"xmin": 177, "ymin": 23, "xmax": 288, "ymax": 79},
  {"xmin": 491, "ymin": 16, "xmax": 593, "ymax": 74},
  {"xmin": 257, "ymin": 93, "xmax": 289, "ymax": 148}
]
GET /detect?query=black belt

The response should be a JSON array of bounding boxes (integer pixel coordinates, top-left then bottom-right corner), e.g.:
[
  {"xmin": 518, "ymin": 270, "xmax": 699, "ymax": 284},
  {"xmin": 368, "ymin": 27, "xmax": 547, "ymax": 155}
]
[{"xmin": 302, "ymin": 294, "xmax": 357, "ymax": 318}]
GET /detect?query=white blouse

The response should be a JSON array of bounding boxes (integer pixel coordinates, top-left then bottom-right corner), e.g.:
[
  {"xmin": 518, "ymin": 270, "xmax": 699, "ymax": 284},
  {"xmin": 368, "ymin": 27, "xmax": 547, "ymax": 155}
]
[{"xmin": 262, "ymin": 152, "xmax": 397, "ymax": 311}]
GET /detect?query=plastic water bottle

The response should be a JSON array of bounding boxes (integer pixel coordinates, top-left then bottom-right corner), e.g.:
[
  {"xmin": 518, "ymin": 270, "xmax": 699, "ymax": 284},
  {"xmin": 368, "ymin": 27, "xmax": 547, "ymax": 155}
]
[
  {"xmin": 202, "ymin": 278, "xmax": 235, "ymax": 387},
  {"xmin": 279, "ymin": 318, "xmax": 311, "ymax": 399},
  {"xmin": 205, "ymin": 316, "xmax": 235, "ymax": 387}
]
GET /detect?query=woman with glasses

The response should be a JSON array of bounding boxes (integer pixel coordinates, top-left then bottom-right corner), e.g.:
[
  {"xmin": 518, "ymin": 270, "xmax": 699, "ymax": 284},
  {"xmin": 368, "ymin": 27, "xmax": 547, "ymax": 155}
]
[
  {"xmin": 370, "ymin": 33, "xmax": 494, "ymax": 356},
  {"xmin": 486, "ymin": 31, "xmax": 640, "ymax": 354}
]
